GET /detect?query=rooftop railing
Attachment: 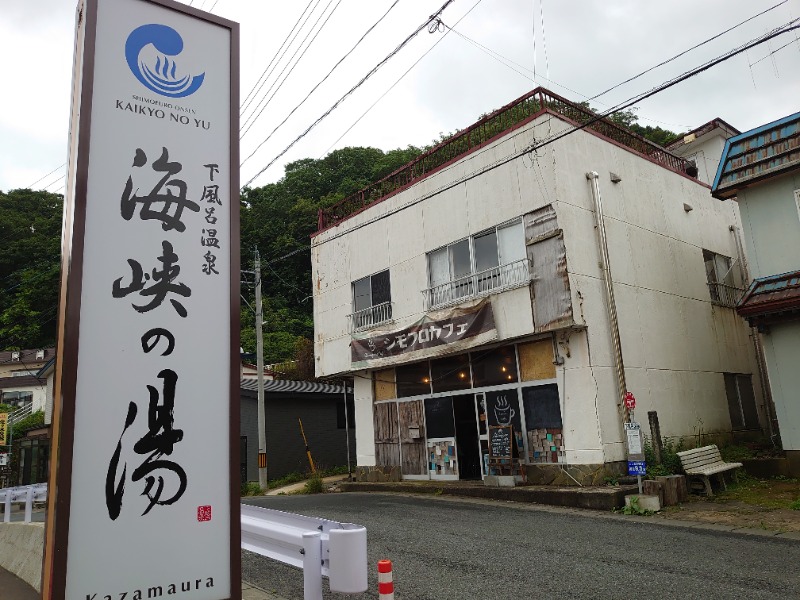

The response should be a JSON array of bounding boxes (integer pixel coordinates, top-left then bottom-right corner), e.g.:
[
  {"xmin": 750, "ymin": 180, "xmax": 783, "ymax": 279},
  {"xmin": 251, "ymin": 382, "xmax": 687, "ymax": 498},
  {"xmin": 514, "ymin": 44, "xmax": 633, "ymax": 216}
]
[{"xmin": 317, "ymin": 87, "xmax": 689, "ymax": 232}]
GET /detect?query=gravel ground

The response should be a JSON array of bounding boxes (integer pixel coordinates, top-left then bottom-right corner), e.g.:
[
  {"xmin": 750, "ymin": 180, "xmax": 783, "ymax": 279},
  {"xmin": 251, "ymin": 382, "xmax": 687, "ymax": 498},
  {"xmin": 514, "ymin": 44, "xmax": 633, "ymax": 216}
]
[{"xmin": 242, "ymin": 492, "xmax": 800, "ymax": 600}]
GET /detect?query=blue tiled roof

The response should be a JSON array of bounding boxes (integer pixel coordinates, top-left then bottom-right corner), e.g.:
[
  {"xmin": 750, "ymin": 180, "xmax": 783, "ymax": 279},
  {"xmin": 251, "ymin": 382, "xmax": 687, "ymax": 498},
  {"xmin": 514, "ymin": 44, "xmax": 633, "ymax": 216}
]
[{"xmin": 712, "ymin": 111, "xmax": 800, "ymax": 199}]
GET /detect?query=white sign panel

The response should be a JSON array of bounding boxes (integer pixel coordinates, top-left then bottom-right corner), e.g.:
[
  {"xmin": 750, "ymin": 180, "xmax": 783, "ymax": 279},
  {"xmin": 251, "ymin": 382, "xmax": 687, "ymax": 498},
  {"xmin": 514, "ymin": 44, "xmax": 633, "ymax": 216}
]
[
  {"xmin": 48, "ymin": 0, "xmax": 239, "ymax": 598},
  {"xmin": 625, "ymin": 422, "xmax": 643, "ymax": 457}
]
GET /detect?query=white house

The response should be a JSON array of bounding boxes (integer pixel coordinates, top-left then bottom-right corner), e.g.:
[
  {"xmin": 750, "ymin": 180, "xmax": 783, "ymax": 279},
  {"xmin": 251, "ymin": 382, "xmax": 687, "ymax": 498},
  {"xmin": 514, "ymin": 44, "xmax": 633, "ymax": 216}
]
[
  {"xmin": 311, "ymin": 88, "xmax": 765, "ymax": 484},
  {"xmin": 712, "ymin": 110, "xmax": 800, "ymax": 476},
  {"xmin": 0, "ymin": 348, "xmax": 54, "ymax": 415}
]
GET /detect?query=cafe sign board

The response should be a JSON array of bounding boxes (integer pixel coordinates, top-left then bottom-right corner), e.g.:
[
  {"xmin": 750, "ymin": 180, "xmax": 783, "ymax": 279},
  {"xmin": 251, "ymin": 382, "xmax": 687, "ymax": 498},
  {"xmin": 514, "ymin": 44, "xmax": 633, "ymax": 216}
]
[{"xmin": 43, "ymin": 1, "xmax": 240, "ymax": 598}]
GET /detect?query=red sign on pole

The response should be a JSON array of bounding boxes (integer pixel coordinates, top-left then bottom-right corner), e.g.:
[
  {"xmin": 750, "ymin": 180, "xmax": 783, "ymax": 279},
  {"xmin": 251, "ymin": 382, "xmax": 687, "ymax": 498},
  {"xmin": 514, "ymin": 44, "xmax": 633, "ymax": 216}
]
[{"xmin": 624, "ymin": 391, "xmax": 636, "ymax": 410}]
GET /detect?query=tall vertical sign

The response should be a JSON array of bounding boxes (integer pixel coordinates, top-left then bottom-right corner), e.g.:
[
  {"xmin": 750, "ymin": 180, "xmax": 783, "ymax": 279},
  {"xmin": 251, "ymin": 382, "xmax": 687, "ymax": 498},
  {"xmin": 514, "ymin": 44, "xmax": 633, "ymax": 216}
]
[{"xmin": 43, "ymin": 1, "xmax": 240, "ymax": 598}]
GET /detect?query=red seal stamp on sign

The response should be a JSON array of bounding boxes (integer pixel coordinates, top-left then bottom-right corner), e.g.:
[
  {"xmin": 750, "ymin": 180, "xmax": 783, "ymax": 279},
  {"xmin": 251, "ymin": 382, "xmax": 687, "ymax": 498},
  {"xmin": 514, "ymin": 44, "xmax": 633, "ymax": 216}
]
[{"xmin": 197, "ymin": 505, "xmax": 212, "ymax": 522}]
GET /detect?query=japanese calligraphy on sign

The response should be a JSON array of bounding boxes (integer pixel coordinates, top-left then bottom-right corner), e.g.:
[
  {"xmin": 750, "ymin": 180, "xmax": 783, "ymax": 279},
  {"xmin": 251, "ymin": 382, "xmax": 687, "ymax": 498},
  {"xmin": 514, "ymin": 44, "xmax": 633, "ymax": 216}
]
[
  {"xmin": 351, "ymin": 299, "xmax": 497, "ymax": 368},
  {"xmin": 45, "ymin": 1, "xmax": 238, "ymax": 597}
]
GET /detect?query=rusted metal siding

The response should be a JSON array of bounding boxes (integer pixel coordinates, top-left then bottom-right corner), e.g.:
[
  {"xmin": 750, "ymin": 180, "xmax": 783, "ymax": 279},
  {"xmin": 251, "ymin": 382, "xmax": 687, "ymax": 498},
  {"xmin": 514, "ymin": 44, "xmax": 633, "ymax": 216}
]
[{"xmin": 525, "ymin": 206, "xmax": 573, "ymax": 332}]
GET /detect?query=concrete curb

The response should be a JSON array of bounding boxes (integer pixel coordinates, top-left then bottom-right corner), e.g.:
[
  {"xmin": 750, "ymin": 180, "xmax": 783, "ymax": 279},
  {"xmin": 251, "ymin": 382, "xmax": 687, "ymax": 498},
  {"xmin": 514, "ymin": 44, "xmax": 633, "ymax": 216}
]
[
  {"xmin": 264, "ymin": 474, "xmax": 349, "ymax": 496},
  {"xmin": 340, "ymin": 481, "xmax": 637, "ymax": 511}
]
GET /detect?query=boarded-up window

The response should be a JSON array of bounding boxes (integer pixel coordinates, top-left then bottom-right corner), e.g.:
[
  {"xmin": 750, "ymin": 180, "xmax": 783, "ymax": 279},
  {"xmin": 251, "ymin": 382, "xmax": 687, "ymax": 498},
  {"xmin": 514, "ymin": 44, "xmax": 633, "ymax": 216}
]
[
  {"xmin": 374, "ymin": 368, "xmax": 397, "ymax": 402},
  {"xmin": 524, "ymin": 206, "xmax": 572, "ymax": 331},
  {"xmin": 518, "ymin": 340, "xmax": 555, "ymax": 381}
]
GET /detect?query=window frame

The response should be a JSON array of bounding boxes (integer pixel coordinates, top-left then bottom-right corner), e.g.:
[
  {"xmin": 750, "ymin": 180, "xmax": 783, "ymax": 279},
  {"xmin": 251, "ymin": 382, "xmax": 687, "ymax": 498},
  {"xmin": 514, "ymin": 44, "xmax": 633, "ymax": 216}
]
[{"xmin": 426, "ymin": 217, "xmax": 524, "ymax": 288}]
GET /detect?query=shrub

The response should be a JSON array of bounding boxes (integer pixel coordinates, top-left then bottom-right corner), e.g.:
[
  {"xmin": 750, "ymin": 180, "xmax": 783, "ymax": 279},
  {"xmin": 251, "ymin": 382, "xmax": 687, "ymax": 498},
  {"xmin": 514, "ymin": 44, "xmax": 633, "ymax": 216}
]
[
  {"xmin": 302, "ymin": 472, "xmax": 325, "ymax": 494},
  {"xmin": 644, "ymin": 437, "xmax": 684, "ymax": 478},
  {"xmin": 240, "ymin": 482, "xmax": 263, "ymax": 496}
]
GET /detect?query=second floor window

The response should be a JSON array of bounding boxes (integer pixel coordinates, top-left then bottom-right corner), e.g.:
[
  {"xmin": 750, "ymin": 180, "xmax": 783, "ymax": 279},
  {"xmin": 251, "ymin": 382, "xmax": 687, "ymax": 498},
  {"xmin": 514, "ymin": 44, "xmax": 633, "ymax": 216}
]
[
  {"xmin": 426, "ymin": 219, "xmax": 527, "ymax": 308},
  {"xmin": 703, "ymin": 249, "xmax": 741, "ymax": 308},
  {"xmin": 351, "ymin": 269, "xmax": 392, "ymax": 331}
]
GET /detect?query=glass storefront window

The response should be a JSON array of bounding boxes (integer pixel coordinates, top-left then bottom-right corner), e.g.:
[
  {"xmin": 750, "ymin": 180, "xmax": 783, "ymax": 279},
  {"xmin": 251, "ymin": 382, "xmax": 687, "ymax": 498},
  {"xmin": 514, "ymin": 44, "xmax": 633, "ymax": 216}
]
[
  {"xmin": 430, "ymin": 354, "xmax": 471, "ymax": 393},
  {"xmin": 396, "ymin": 362, "xmax": 432, "ymax": 398},
  {"xmin": 471, "ymin": 345, "xmax": 518, "ymax": 387}
]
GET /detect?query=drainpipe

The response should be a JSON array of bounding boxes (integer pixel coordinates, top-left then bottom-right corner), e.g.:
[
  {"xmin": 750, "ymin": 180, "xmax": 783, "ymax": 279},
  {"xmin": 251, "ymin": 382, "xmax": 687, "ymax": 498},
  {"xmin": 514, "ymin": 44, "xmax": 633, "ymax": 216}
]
[
  {"xmin": 586, "ymin": 172, "xmax": 629, "ymax": 424},
  {"xmin": 730, "ymin": 225, "xmax": 779, "ymax": 446}
]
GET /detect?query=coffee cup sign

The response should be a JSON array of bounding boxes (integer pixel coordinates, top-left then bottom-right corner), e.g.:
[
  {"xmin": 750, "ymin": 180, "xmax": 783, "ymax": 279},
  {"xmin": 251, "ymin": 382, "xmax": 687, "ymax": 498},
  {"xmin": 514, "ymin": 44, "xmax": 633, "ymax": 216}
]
[{"xmin": 494, "ymin": 395, "xmax": 515, "ymax": 426}]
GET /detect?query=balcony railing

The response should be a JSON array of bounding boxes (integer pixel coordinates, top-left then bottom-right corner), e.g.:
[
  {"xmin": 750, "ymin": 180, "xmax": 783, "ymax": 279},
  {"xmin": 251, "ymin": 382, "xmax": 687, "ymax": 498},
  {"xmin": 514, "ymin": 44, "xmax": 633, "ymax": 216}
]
[
  {"xmin": 348, "ymin": 301, "xmax": 393, "ymax": 333},
  {"xmin": 708, "ymin": 282, "xmax": 744, "ymax": 308},
  {"xmin": 424, "ymin": 259, "xmax": 531, "ymax": 310}
]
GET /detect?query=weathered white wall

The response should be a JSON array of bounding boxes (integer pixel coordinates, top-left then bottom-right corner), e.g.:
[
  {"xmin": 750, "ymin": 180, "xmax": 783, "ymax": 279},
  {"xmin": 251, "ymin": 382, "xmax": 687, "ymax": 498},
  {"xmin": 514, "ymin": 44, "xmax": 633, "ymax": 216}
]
[
  {"xmin": 669, "ymin": 131, "xmax": 729, "ymax": 186},
  {"xmin": 353, "ymin": 372, "xmax": 376, "ymax": 466},
  {"xmin": 761, "ymin": 321, "xmax": 800, "ymax": 451},
  {"xmin": 736, "ymin": 172, "xmax": 800, "ymax": 279},
  {"xmin": 312, "ymin": 111, "xmax": 763, "ymax": 466},
  {"xmin": 554, "ymin": 121, "xmax": 762, "ymax": 459}
]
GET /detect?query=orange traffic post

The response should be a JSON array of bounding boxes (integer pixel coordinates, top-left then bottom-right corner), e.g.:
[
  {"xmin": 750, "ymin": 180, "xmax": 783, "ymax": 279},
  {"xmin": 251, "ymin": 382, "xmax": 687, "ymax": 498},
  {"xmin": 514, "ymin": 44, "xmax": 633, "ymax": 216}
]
[{"xmin": 378, "ymin": 559, "xmax": 394, "ymax": 600}]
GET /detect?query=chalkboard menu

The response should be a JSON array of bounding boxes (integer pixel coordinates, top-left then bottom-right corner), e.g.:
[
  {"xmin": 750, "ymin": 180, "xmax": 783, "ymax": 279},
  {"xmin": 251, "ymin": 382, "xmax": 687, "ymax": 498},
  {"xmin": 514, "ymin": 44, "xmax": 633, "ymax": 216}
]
[{"xmin": 489, "ymin": 425, "xmax": 513, "ymax": 459}]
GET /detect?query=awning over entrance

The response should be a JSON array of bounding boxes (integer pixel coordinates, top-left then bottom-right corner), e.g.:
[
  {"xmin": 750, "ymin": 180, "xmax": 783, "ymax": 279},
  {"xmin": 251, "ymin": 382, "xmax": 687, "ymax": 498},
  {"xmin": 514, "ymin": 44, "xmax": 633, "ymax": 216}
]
[{"xmin": 737, "ymin": 271, "xmax": 800, "ymax": 327}]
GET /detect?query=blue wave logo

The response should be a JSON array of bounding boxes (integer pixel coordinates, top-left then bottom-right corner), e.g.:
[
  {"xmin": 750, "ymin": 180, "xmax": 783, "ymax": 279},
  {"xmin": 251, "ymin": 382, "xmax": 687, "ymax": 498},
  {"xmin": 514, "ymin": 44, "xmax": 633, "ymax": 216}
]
[{"xmin": 125, "ymin": 24, "xmax": 204, "ymax": 98}]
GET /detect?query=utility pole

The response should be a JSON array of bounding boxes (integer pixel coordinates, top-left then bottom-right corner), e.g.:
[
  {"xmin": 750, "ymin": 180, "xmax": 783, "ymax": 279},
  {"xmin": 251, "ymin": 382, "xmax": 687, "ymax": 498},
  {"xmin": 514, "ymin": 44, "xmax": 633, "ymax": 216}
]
[{"xmin": 254, "ymin": 249, "xmax": 268, "ymax": 490}]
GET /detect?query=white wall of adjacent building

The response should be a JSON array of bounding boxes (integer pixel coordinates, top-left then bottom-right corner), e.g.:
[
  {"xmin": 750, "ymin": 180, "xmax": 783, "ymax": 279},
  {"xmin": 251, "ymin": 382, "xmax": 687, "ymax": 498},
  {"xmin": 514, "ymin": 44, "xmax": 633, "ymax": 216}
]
[
  {"xmin": 736, "ymin": 172, "xmax": 800, "ymax": 279},
  {"xmin": 313, "ymin": 113, "xmax": 764, "ymax": 467}
]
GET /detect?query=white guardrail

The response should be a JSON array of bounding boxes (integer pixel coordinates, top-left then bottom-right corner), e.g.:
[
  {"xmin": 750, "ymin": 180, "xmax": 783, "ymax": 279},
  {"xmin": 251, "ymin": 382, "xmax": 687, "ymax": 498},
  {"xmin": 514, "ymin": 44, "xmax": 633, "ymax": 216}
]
[
  {"xmin": 0, "ymin": 486, "xmax": 368, "ymax": 600},
  {"xmin": 241, "ymin": 504, "xmax": 368, "ymax": 600},
  {"xmin": 0, "ymin": 483, "xmax": 47, "ymax": 523}
]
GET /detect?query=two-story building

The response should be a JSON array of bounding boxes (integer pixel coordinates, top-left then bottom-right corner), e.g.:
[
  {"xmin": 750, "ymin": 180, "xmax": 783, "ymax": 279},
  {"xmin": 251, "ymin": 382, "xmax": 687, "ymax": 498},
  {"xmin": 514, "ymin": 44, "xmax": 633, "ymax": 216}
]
[
  {"xmin": 712, "ymin": 110, "xmax": 800, "ymax": 475},
  {"xmin": 311, "ymin": 88, "xmax": 765, "ymax": 485}
]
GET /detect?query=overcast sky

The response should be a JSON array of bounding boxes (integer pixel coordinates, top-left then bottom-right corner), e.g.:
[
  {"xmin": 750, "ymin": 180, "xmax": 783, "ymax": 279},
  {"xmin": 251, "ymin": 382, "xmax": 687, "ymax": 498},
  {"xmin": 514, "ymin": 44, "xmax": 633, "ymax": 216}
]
[{"xmin": 2, "ymin": 0, "xmax": 799, "ymax": 193}]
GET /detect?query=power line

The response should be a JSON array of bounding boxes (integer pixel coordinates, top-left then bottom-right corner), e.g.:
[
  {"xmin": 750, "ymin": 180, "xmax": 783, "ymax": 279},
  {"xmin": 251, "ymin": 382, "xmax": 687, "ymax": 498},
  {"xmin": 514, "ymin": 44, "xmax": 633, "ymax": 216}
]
[
  {"xmin": 589, "ymin": 0, "xmax": 788, "ymax": 100},
  {"xmin": 240, "ymin": 0, "xmax": 344, "ymax": 138},
  {"xmin": 749, "ymin": 36, "xmax": 797, "ymax": 66},
  {"xmin": 240, "ymin": 0, "xmax": 320, "ymax": 113},
  {"xmin": 442, "ymin": 21, "xmax": 692, "ymax": 130},
  {"xmin": 266, "ymin": 20, "xmax": 800, "ymax": 263},
  {"xmin": 26, "ymin": 164, "xmax": 66, "ymax": 189},
  {"xmin": 322, "ymin": 0, "xmax": 485, "ymax": 156},
  {"xmin": 241, "ymin": 0, "xmax": 402, "ymax": 150},
  {"xmin": 242, "ymin": 0, "xmax": 457, "ymax": 187}
]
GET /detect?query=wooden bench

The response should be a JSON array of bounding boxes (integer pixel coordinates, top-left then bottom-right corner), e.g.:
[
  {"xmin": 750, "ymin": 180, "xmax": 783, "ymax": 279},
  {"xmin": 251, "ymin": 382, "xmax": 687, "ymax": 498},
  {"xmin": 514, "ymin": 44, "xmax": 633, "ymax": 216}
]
[{"xmin": 677, "ymin": 445, "xmax": 742, "ymax": 497}]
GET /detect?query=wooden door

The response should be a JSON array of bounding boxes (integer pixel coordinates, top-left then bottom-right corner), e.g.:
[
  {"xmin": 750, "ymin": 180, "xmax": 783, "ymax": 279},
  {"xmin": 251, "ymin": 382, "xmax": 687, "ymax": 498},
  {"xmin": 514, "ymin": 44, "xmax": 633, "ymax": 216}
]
[
  {"xmin": 374, "ymin": 402, "xmax": 400, "ymax": 467},
  {"xmin": 398, "ymin": 400, "xmax": 427, "ymax": 476}
]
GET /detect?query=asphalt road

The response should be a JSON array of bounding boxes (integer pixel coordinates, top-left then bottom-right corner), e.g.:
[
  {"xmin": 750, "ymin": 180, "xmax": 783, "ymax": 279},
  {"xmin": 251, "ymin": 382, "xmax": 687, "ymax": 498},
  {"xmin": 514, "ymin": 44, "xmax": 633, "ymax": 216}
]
[{"xmin": 243, "ymin": 492, "xmax": 800, "ymax": 600}]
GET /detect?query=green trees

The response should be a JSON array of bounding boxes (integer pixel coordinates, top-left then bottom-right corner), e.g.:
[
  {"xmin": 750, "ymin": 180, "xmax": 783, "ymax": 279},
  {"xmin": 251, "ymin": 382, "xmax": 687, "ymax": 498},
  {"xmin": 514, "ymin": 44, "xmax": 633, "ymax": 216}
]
[
  {"xmin": 240, "ymin": 145, "xmax": 422, "ymax": 367},
  {"xmin": 0, "ymin": 189, "xmax": 62, "ymax": 350}
]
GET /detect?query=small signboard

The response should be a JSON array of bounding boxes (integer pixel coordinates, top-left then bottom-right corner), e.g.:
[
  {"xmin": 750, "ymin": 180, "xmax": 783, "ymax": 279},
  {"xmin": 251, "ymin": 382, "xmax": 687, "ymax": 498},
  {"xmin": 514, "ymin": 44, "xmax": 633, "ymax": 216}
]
[
  {"xmin": 489, "ymin": 425, "xmax": 512, "ymax": 459},
  {"xmin": 0, "ymin": 454, "xmax": 8, "ymax": 467},
  {"xmin": 0, "ymin": 413, "xmax": 7, "ymax": 446},
  {"xmin": 624, "ymin": 421, "xmax": 644, "ymax": 460},
  {"xmin": 628, "ymin": 461, "xmax": 647, "ymax": 476},
  {"xmin": 624, "ymin": 391, "xmax": 636, "ymax": 410}
]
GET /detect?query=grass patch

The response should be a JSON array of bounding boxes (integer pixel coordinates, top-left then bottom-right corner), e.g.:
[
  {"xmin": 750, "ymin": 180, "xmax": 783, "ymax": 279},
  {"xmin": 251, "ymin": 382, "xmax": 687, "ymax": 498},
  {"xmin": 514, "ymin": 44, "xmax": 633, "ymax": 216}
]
[
  {"xmin": 714, "ymin": 473, "xmax": 800, "ymax": 510},
  {"xmin": 241, "ymin": 482, "xmax": 264, "ymax": 496}
]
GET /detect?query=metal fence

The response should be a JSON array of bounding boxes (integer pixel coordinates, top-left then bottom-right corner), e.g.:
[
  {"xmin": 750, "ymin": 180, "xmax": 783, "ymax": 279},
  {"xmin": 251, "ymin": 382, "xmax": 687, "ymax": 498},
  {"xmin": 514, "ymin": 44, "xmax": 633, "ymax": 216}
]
[
  {"xmin": 348, "ymin": 301, "xmax": 393, "ymax": 333},
  {"xmin": 708, "ymin": 282, "xmax": 744, "ymax": 308}
]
